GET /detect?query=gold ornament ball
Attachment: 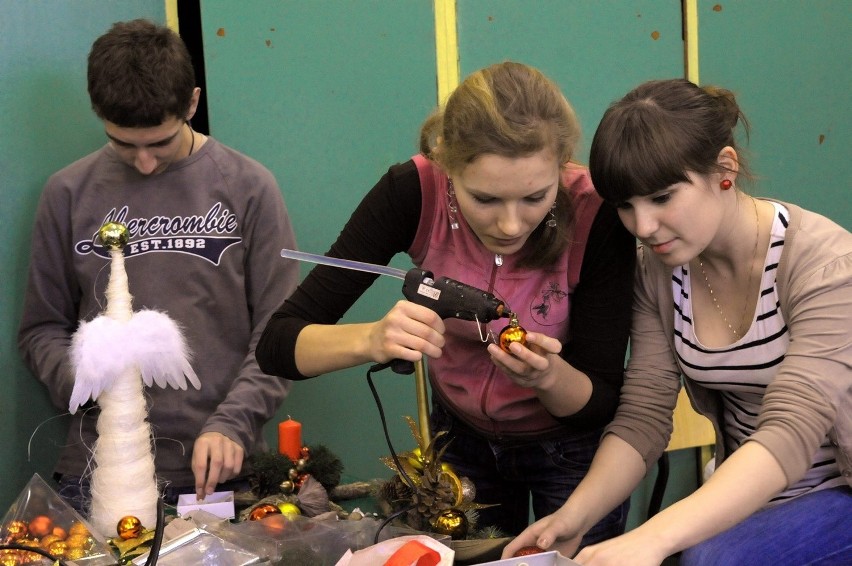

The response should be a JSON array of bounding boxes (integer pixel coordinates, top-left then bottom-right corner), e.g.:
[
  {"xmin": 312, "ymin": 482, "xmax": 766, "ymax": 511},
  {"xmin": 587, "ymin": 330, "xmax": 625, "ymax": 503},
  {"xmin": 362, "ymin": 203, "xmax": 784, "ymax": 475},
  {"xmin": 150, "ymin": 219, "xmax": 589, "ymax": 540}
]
[
  {"xmin": 0, "ymin": 550, "xmax": 20, "ymax": 566},
  {"xmin": 3, "ymin": 520, "xmax": 27, "ymax": 540},
  {"xmin": 116, "ymin": 515, "xmax": 142, "ymax": 540},
  {"xmin": 499, "ymin": 318, "xmax": 527, "ymax": 353},
  {"xmin": 279, "ymin": 479, "xmax": 295, "ymax": 493},
  {"xmin": 65, "ymin": 533, "xmax": 91, "ymax": 550},
  {"xmin": 39, "ymin": 534, "xmax": 61, "ymax": 550},
  {"xmin": 276, "ymin": 502, "xmax": 301, "ymax": 517},
  {"xmin": 47, "ymin": 540, "xmax": 69, "ymax": 558},
  {"xmin": 68, "ymin": 522, "xmax": 90, "ymax": 537},
  {"xmin": 98, "ymin": 222, "xmax": 129, "ymax": 250},
  {"xmin": 430, "ymin": 508, "xmax": 469, "ymax": 540}
]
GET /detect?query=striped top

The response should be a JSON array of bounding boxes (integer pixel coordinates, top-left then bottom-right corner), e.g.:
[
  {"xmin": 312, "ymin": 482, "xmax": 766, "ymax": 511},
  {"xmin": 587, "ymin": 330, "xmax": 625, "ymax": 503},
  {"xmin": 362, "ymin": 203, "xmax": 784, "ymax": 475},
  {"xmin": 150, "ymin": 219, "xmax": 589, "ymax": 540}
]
[{"xmin": 674, "ymin": 202, "xmax": 844, "ymax": 505}]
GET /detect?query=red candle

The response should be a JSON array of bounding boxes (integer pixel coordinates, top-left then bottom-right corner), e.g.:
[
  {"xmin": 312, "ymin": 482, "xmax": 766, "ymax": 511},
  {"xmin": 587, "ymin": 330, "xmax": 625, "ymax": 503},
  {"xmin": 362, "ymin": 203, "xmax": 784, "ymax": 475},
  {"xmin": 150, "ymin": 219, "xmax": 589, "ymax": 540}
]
[{"xmin": 278, "ymin": 418, "xmax": 302, "ymax": 460}]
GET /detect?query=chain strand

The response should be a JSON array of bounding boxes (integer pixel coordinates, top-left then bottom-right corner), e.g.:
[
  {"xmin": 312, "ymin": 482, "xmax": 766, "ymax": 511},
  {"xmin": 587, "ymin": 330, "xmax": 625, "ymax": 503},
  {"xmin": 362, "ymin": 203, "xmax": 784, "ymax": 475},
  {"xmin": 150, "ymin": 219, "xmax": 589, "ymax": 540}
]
[{"xmin": 698, "ymin": 197, "xmax": 760, "ymax": 338}]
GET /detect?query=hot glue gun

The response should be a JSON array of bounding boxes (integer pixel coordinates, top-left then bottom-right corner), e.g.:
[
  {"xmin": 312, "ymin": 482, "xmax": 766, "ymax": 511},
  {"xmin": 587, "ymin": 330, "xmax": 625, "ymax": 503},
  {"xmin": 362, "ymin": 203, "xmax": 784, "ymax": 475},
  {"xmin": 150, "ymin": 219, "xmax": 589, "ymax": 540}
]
[{"xmin": 279, "ymin": 249, "xmax": 511, "ymax": 323}]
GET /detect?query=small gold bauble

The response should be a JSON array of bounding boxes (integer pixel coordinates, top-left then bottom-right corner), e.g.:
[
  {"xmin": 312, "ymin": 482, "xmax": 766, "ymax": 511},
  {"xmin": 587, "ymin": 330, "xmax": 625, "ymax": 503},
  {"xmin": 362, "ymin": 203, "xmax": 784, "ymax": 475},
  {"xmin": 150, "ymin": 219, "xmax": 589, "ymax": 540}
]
[
  {"xmin": 65, "ymin": 533, "xmax": 91, "ymax": 550},
  {"xmin": 499, "ymin": 314, "xmax": 527, "ymax": 353},
  {"xmin": 116, "ymin": 515, "xmax": 142, "ymax": 540},
  {"xmin": 68, "ymin": 522, "xmax": 90, "ymax": 537},
  {"xmin": 3, "ymin": 520, "xmax": 27, "ymax": 540},
  {"xmin": 276, "ymin": 502, "xmax": 301, "ymax": 517},
  {"xmin": 39, "ymin": 534, "xmax": 61, "ymax": 550},
  {"xmin": 98, "ymin": 222, "xmax": 129, "ymax": 250},
  {"xmin": 47, "ymin": 540, "xmax": 69, "ymax": 558},
  {"xmin": 0, "ymin": 549, "xmax": 20, "ymax": 566},
  {"xmin": 430, "ymin": 508, "xmax": 469, "ymax": 540},
  {"xmin": 279, "ymin": 479, "xmax": 295, "ymax": 493}
]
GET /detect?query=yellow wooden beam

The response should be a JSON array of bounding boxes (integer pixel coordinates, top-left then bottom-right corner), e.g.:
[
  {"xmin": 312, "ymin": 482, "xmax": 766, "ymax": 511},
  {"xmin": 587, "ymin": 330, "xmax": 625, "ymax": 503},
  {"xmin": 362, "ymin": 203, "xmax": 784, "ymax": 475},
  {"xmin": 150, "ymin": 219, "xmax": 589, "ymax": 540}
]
[
  {"xmin": 434, "ymin": 0, "xmax": 460, "ymax": 105},
  {"xmin": 683, "ymin": 0, "xmax": 699, "ymax": 83},
  {"xmin": 165, "ymin": 0, "xmax": 179, "ymax": 33}
]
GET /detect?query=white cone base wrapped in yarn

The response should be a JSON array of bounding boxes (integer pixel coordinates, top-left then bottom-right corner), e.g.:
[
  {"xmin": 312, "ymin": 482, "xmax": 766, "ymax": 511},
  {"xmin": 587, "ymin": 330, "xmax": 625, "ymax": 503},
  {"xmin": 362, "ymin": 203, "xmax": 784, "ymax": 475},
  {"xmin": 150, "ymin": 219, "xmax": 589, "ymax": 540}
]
[{"xmin": 68, "ymin": 247, "xmax": 199, "ymax": 538}]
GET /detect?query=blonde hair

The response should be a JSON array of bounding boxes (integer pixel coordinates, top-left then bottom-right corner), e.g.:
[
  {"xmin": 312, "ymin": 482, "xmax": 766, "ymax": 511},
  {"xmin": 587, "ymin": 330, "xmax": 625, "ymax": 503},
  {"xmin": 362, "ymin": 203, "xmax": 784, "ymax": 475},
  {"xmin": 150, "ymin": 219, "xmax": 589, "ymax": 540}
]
[{"xmin": 419, "ymin": 62, "xmax": 582, "ymax": 267}]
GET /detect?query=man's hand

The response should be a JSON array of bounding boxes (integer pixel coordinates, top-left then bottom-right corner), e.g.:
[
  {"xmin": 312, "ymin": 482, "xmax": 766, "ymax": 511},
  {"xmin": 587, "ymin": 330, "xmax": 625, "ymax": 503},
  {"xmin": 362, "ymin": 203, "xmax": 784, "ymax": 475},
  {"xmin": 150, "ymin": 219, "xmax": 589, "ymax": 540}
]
[{"xmin": 192, "ymin": 431, "xmax": 244, "ymax": 500}]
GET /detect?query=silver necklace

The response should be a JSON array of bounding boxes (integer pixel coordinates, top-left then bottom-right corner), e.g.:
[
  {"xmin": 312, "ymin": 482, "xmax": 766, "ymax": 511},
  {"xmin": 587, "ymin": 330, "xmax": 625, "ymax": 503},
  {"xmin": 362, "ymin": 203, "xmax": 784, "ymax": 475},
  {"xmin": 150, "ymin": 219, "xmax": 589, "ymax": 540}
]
[{"xmin": 698, "ymin": 197, "xmax": 760, "ymax": 338}]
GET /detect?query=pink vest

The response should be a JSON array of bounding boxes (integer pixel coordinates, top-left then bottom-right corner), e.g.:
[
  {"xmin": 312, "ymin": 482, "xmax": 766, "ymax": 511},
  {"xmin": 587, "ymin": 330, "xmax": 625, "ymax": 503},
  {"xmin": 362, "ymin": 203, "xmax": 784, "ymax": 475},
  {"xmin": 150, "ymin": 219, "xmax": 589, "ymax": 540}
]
[{"xmin": 409, "ymin": 154, "xmax": 603, "ymax": 436}]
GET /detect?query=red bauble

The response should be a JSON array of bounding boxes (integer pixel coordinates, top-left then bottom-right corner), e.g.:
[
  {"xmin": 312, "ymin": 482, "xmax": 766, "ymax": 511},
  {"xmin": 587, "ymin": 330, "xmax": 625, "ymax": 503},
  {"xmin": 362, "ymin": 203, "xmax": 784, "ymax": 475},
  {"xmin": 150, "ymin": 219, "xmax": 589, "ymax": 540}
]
[
  {"xmin": 249, "ymin": 504, "xmax": 282, "ymax": 521},
  {"xmin": 513, "ymin": 545, "xmax": 546, "ymax": 557}
]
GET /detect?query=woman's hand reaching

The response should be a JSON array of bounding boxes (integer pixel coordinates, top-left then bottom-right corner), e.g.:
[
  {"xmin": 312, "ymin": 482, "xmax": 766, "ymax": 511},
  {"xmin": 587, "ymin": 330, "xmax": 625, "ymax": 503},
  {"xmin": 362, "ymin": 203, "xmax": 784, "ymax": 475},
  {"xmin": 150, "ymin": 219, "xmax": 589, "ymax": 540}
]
[{"xmin": 502, "ymin": 507, "xmax": 585, "ymax": 559}]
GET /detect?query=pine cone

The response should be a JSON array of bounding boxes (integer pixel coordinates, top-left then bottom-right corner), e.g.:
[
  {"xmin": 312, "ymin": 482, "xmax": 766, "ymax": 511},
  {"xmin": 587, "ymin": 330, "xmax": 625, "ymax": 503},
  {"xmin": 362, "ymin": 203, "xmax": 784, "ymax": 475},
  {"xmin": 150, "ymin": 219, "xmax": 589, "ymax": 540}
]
[{"xmin": 410, "ymin": 461, "xmax": 455, "ymax": 522}]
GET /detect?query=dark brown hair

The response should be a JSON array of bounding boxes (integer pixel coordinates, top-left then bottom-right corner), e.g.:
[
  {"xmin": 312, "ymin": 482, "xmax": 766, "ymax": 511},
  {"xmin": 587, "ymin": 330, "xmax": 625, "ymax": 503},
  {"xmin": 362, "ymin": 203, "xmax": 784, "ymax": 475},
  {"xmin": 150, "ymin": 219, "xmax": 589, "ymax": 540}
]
[
  {"xmin": 419, "ymin": 62, "xmax": 582, "ymax": 268},
  {"xmin": 87, "ymin": 19, "xmax": 195, "ymax": 127},
  {"xmin": 590, "ymin": 78, "xmax": 750, "ymax": 204}
]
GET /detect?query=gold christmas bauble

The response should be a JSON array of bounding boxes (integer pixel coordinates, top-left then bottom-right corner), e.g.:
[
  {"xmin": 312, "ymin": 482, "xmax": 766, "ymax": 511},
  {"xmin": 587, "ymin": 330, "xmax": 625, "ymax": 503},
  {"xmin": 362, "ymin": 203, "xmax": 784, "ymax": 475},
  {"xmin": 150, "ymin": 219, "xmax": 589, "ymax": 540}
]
[
  {"xmin": 65, "ymin": 533, "xmax": 91, "ymax": 550},
  {"xmin": 47, "ymin": 540, "xmax": 69, "ymax": 558},
  {"xmin": 116, "ymin": 516, "xmax": 142, "ymax": 540},
  {"xmin": 68, "ymin": 522, "xmax": 90, "ymax": 537},
  {"xmin": 3, "ymin": 520, "xmax": 27, "ymax": 540},
  {"xmin": 0, "ymin": 549, "xmax": 20, "ymax": 566},
  {"xmin": 276, "ymin": 502, "xmax": 301, "ymax": 517},
  {"xmin": 430, "ymin": 508, "xmax": 469, "ymax": 540},
  {"xmin": 499, "ymin": 316, "xmax": 527, "ymax": 352},
  {"xmin": 98, "ymin": 222, "xmax": 129, "ymax": 250}
]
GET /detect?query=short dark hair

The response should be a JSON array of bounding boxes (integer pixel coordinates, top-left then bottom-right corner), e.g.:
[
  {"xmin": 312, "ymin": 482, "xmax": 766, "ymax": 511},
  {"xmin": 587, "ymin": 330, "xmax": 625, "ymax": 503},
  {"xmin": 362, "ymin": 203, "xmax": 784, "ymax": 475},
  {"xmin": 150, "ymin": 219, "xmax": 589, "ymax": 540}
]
[
  {"xmin": 88, "ymin": 19, "xmax": 195, "ymax": 127},
  {"xmin": 590, "ymin": 78, "xmax": 750, "ymax": 204}
]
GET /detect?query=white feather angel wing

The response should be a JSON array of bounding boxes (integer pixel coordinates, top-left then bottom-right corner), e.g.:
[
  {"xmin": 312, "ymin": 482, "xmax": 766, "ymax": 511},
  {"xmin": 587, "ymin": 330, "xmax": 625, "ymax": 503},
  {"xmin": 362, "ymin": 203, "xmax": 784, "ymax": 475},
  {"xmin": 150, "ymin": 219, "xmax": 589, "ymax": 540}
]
[
  {"xmin": 69, "ymin": 310, "xmax": 200, "ymax": 414},
  {"xmin": 130, "ymin": 310, "xmax": 201, "ymax": 391}
]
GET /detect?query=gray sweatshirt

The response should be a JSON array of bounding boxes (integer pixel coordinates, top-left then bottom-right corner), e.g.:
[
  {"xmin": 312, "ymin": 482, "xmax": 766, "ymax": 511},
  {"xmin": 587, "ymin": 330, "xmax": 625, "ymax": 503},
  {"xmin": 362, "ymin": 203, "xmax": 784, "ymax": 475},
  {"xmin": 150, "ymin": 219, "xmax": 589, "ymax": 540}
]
[{"xmin": 18, "ymin": 138, "xmax": 299, "ymax": 486}]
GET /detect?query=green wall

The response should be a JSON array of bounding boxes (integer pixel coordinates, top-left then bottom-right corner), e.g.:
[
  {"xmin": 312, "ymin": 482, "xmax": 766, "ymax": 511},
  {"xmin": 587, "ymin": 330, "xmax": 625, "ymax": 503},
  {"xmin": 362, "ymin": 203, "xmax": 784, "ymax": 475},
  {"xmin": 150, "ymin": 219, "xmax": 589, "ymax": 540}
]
[
  {"xmin": 0, "ymin": 0, "xmax": 165, "ymax": 511},
  {"xmin": 2, "ymin": 0, "xmax": 849, "ymax": 529}
]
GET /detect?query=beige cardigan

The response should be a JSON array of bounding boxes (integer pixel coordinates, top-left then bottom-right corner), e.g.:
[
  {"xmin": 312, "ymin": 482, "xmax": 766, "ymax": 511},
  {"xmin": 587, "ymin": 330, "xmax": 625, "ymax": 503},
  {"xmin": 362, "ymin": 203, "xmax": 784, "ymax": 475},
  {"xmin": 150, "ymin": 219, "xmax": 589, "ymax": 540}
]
[{"xmin": 605, "ymin": 200, "xmax": 852, "ymax": 488}]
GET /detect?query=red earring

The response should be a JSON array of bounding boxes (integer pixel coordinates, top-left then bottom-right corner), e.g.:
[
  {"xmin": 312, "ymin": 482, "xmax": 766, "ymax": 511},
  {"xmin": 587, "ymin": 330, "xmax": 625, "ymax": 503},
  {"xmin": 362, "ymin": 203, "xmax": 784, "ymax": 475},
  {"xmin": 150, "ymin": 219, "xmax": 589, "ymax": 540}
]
[{"xmin": 720, "ymin": 179, "xmax": 733, "ymax": 190}]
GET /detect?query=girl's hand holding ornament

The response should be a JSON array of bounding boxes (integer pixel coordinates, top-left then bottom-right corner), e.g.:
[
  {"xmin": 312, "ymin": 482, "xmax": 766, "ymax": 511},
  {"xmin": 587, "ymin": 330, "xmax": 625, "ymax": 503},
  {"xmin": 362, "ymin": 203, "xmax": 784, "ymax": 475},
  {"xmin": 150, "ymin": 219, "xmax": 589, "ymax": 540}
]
[{"xmin": 488, "ymin": 330, "xmax": 563, "ymax": 389}]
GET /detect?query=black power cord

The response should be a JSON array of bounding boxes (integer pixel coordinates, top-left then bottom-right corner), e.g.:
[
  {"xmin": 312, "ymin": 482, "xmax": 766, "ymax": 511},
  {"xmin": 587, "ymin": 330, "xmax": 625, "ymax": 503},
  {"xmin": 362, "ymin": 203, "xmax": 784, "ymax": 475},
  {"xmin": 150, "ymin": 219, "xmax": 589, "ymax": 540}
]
[
  {"xmin": 365, "ymin": 361, "xmax": 423, "ymax": 544},
  {"xmin": 143, "ymin": 495, "xmax": 166, "ymax": 566}
]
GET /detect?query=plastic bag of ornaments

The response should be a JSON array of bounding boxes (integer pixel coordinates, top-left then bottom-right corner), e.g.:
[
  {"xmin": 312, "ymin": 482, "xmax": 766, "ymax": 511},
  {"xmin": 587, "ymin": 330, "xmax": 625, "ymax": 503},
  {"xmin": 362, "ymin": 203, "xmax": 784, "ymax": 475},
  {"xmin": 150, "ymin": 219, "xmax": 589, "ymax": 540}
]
[{"xmin": 0, "ymin": 473, "xmax": 117, "ymax": 564}]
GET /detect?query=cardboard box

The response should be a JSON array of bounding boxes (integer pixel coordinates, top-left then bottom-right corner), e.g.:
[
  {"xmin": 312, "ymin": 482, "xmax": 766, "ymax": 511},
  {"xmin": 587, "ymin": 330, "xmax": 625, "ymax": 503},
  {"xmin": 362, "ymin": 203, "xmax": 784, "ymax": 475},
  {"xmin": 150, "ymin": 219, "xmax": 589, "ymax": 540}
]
[
  {"xmin": 477, "ymin": 550, "xmax": 580, "ymax": 566},
  {"xmin": 176, "ymin": 491, "xmax": 235, "ymax": 520}
]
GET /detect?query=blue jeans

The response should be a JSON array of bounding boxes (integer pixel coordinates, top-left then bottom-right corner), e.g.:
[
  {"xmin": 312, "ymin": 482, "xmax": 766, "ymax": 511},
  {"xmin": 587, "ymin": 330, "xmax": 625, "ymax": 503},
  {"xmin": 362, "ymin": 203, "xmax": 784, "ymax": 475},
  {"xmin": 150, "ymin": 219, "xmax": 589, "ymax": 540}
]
[
  {"xmin": 55, "ymin": 474, "xmax": 252, "ymax": 516},
  {"xmin": 681, "ymin": 485, "xmax": 852, "ymax": 565},
  {"xmin": 430, "ymin": 402, "xmax": 628, "ymax": 545}
]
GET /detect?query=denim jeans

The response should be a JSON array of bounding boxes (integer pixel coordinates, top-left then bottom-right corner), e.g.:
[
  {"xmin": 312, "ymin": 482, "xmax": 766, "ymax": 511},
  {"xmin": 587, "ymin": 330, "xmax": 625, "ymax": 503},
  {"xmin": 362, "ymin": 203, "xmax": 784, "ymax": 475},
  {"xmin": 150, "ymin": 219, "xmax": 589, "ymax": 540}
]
[
  {"xmin": 430, "ymin": 402, "xmax": 628, "ymax": 546},
  {"xmin": 681, "ymin": 485, "xmax": 852, "ymax": 565},
  {"xmin": 55, "ymin": 473, "xmax": 252, "ymax": 516}
]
